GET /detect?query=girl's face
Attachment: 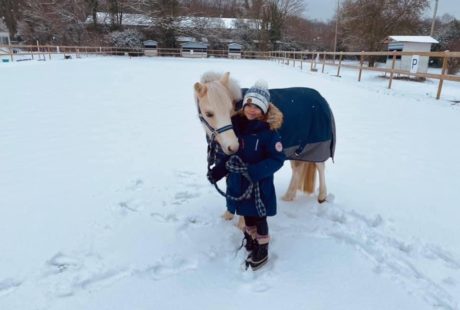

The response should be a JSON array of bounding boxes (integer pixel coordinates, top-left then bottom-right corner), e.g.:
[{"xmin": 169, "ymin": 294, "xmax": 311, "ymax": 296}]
[{"xmin": 243, "ymin": 103, "xmax": 263, "ymax": 120}]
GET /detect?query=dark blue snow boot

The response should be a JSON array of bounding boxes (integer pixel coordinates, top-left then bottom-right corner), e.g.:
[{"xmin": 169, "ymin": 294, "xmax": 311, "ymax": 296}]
[{"xmin": 245, "ymin": 240, "xmax": 268, "ymax": 271}]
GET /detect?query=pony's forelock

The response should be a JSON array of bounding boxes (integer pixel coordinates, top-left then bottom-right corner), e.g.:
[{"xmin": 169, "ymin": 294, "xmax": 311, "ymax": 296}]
[
  {"xmin": 206, "ymin": 81, "xmax": 233, "ymax": 112},
  {"xmin": 200, "ymin": 71, "xmax": 242, "ymax": 102}
]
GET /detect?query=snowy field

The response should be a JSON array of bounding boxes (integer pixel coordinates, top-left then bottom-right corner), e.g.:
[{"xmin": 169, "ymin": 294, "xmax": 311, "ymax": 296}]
[{"xmin": 0, "ymin": 56, "xmax": 459, "ymax": 309}]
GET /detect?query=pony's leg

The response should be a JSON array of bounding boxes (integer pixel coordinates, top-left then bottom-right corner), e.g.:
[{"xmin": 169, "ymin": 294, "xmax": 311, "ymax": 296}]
[
  {"xmin": 316, "ymin": 162, "xmax": 327, "ymax": 203},
  {"xmin": 237, "ymin": 216, "xmax": 245, "ymax": 231},
  {"xmin": 222, "ymin": 212, "xmax": 245, "ymax": 230},
  {"xmin": 281, "ymin": 160, "xmax": 303, "ymax": 201},
  {"xmin": 223, "ymin": 210, "xmax": 234, "ymax": 221}
]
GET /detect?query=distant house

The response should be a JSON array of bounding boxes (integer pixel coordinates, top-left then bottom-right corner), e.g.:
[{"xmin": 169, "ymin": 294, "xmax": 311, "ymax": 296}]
[
  {"xmin": 181, "ymin": 42, "xmax": 208, "ymax": 58},
  {"xmin": 384, "ymin": 36, "xmax": 439, "ymax": 74},
  {"xmin": 228, "ymin": 43, "xmax": 242, "ymax": 59}
]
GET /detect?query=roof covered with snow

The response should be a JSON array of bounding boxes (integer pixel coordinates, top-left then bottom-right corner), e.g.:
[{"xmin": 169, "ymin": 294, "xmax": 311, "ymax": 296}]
[
  {"xmin": 181, "ymin": 41, "xmax": 208, "ymax": 49},
  {"xmin": 228, "ymin": 43, "xmax": 242, "ymax": 48},
  {"xmin": 386, "ymin": 36, "xmax": 439, "ymax": 44}
]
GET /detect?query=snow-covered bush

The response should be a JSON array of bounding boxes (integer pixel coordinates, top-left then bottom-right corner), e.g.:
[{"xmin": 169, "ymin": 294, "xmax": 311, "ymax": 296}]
[{"xmin": 109, "ymin": 29, "xmax": 143, "ymax": 48}]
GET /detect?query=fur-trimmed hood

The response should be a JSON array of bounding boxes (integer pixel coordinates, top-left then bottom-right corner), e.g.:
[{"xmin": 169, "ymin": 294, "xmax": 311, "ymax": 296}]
[{"xmin": 266, "ymin": 103, "xmax": 283, "ymax": 130}]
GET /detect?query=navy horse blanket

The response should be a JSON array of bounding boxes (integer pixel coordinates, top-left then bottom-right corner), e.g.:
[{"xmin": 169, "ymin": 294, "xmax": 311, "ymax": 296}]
[{"xmin": 238, "ymin": 87, "xmax": 336, "ymax": 162}]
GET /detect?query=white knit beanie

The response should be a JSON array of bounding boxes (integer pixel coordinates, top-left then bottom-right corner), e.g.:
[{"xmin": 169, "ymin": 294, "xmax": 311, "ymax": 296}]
[{"xmin": 243, "ymin": 80, "xmax": 270, "ymax": 114}]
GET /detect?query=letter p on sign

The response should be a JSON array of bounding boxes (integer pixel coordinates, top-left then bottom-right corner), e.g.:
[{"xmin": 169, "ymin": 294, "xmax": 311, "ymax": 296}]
[{"xmin": 410, "ymin": 55, "xmax": 420, "ymax": 74}]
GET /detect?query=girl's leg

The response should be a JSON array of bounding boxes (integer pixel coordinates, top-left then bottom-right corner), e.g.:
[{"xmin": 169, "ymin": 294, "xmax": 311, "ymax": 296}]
[
  {"xmin": 242, "ymin": 216, "xmax": 257, "ymax": 251},
  {"xmin": 245, "ymin": 217, "xmax": 270, "ymax": 270},
  {"xmin": 254, "ymin": 216, "xmax": 269, "ymax": 244}
]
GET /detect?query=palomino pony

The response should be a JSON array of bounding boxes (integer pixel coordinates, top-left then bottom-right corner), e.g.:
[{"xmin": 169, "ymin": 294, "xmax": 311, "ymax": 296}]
[{"xmin": 194, "ymin": 72, "xmax": 336, "ymax": 220}]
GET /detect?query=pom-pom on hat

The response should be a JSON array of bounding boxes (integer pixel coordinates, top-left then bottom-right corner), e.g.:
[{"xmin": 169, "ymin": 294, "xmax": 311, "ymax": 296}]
[{"xmin": 243, "ymin": 80, "xmax": 270, "ymax": 114}]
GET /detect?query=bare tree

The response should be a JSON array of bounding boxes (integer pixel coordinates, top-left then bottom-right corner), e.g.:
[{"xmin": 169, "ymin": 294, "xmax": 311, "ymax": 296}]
[
  {"xmin": 261, "ymin": 0, "xmax": 305, "ymax": 49},
  {"xmin": 19, "ymin": 0, "xmax": 89, "ymax": 45},
  {"xmin": 0, "ymin": 0, "xmax": 24, "ymax": 38},
  {"xmin": 340, "ymin": 0, "xmax": 429, "ymax": 57},
  {"xmin": 85, "ymin": 0, "xmax": 99, "ymax": 28},
  {"xmin": 437, "ymin": 18, "xmax": 460, "ymax": 74},
  {"xmin": 141, "ymin": 0, "xmax": 182, "ymax": 47}
]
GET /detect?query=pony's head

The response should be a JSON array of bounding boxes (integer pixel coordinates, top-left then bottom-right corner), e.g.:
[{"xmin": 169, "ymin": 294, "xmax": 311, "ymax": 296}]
[{"xmin": 194, "ymin": 71, "xmax": 242, "ymax": 154}]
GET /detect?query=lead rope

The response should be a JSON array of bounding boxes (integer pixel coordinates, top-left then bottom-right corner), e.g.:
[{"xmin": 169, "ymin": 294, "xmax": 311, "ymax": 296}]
[{"xmin": 207, "ymin": 134, "xmax": 266, "ymax": 217}]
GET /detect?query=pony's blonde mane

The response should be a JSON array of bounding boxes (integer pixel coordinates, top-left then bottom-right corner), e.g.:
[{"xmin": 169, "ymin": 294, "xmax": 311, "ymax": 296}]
[{"xmin": 200, "ymin": 71, "xmax": 242, "ymax": 102}]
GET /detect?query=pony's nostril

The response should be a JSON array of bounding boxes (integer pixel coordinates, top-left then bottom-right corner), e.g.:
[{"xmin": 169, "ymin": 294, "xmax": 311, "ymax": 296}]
[{"xmin": 227, "ymin": 146, "xmax": 234, "ymax": 153}]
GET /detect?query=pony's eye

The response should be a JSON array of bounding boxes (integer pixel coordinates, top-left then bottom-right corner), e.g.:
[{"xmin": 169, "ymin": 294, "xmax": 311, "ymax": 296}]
[{"xmin": 205, "ymin": 111, "xmax": 214, "ymax": 118}]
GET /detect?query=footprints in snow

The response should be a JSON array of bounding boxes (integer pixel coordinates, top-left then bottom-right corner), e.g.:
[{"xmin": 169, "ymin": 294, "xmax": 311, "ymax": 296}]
[
  {"xmin": 45, "ymin": 252, "xmax": 82, "ymax": 275},
  {"xmin": 0, "ymin": 278, "xmax": 22, "ymax": 297},
  {"xmin": 115, "ymin": 171, "xmax": 204, "ymax": 213},
  {"xmin": 296, "ymin": 202, "xmax": 460, "ymax": 309},
  {"xmin": 42, "ymin": 252, "xmax": 130, "ymax": 298},
  {"xmin": 42, "ymin": 252, "xmax": 198, "ymax": 297},
  {"xmin": 142, "ymin": 256, "xmax": 198, "ymax": 281}
]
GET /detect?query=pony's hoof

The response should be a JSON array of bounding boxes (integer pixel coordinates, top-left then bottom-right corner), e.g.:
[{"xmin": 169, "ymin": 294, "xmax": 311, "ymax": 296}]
[
  {"xmin": 281, "ymin": 193, "xmax": 295, "ymax": 201},
  {"xmin": 318, "ymin": 195, "xmax": 327, "ymax": 203},
  {"xmin": 222, "ymin": 211, "xmax": 234, "ymax": 221}
]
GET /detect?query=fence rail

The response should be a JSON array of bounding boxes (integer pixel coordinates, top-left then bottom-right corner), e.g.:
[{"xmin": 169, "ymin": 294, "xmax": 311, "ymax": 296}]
[
  {"xmin": 1, "ymin": 44, "xmax": 458, "ymax": 100},
  {"xmin": 0, "ymin": 44, "xmax": 271, "ymax": 60},
  {"xmin": 269, "ymin": 50, "xmax": 460, "ymax": 100}
]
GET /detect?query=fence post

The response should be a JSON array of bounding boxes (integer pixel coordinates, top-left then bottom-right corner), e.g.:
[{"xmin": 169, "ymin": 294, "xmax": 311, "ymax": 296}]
[
  {"xmin": 293, "ymin": 52, "xmax": 296, "ymax": 67},
  {"xmin": 388, "ymin": 52, "xmax": 397, "ymax": 89},
  {"xmin": 300, "ymin": 53, "xmax": 303, "ymax": 70},
  {"xmin": 310, "ymin": 52, "xmax": 314, "ymax": 71},
  {"xmin": 358, "ymin": 51, "xmax": 364, "ymax": 81},
  {"xmin": 336, "ymin": 52, "xmax": 343, "ymax": 77},
  {"xmin": 436, "ymin": 51, "xmax": 449, "ymax": 100},
  {"xmin": 321, "ymin": 52, "xmax": 326, "ymax": 73}
]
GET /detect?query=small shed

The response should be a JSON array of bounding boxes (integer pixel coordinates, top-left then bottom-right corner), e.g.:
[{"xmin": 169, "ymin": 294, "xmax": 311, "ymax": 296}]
[
  {"xmin": 143, "ymin": 40, "xmax": 158, "ymax": 56},
  {"xmin": 181, "ymin": 42, "xmax": 208, "ymax": 58},
  {"xmin": 385, "ymin": 36, "xmax": 439, "ymax": 74},
  {"xmin": 0, "ymin": 32, "xmax": 10, "ymax": 45},
  {"xmin": 228, "ymin": 43, "xmax": 242, "ymax": 59}
]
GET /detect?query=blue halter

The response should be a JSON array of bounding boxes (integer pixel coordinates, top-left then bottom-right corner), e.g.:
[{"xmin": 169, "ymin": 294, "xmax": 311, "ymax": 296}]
[{"xmin": 196, "ymin": 99, "xmax": 234, "ymax": 139}]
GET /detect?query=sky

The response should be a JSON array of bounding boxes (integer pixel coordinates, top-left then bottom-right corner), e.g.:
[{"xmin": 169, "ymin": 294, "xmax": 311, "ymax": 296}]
[
  {"xmin": 0, "ymin": 55, "xmax": 459, "ymax": 309},
  {"xmin": 304, "ymin": 0, "xmax": 460, "ymax": 21}
]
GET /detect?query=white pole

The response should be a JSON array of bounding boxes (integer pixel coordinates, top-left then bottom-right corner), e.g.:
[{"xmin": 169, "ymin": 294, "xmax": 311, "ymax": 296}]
[{"xmin": 430, "ymin": 0, "xmax": 439, "ymax": 36}]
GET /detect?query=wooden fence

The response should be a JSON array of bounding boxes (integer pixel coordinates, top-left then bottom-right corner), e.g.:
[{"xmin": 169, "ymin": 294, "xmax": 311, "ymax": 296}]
[
  {"xmin": 269, "ymin": 50, "xmax": 460, "ymax": 100},
  {"xmin": 1, "ymin": 44, "xmax": 458, "ymax": 100},
  {"xmin": 0, "ymin": 44, "xmax": 270, "ymax": 60}
]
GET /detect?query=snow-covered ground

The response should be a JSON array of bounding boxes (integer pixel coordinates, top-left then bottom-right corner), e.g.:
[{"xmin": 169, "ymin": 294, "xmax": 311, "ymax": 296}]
[{"xmin": 0, "ymin": 56, "xmax": 459, "ymax": 310}]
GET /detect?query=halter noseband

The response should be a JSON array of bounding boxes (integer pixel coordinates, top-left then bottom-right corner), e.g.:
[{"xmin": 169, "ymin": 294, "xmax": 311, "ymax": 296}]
[{"xmin": 196, "ymin": 98, "xmax": 234, "ymax": 138}]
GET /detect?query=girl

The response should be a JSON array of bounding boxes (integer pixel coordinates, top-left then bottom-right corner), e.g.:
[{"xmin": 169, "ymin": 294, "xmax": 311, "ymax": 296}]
[{"xmin": 208, "ymin": 81, "xmax": 285, "ymax": 270}]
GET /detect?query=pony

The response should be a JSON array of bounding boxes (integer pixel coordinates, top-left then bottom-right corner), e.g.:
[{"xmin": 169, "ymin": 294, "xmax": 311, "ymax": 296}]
[{"xmin": 194, "ymin": 72, "xmax": 336, "ymax": 220}]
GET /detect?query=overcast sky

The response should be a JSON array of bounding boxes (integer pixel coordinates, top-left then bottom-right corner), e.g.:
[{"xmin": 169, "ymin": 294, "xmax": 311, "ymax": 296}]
[{"xmin": 304, "ymin": 0, "xmax": 460, "ymax": 21}]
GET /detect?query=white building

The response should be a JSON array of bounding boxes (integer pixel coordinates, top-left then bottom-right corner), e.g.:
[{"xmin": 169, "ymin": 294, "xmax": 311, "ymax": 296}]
[
  {"xmin": 228, "ymin": 43, "xmax": 242, "ymax": 59},
  {"xmin": 143, "ymin": 40, "xmax": 158, "ymax": 56},
  {"xmin": 385, "ymin": 36, "xmax": 439, "ymax": 74}
]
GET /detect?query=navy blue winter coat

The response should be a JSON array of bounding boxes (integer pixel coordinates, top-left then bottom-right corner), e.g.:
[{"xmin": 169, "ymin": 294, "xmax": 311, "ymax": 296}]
[{"xmin": 214, "ymin": 114, "xmax": 286, "ymax": 217}]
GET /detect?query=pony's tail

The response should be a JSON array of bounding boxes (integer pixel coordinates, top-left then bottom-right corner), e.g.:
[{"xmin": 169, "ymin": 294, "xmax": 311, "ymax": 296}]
[{"xmin": 298, "ymin": 162, "xmax": 316, "ymax": 194}]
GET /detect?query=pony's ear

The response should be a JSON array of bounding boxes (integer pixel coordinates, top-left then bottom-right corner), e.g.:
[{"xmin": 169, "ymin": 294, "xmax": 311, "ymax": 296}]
[
  {"xmin": 194, "ymin": 82, "xmax": 208, "ymax": 98},
  {"xmin": 220, "ymin": 72, "xmax": 230, "ymax": 86}
]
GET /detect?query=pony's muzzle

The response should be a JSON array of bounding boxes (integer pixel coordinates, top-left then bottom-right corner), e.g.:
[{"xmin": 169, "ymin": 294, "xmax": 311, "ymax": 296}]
[
  {"xmin": 227, "ymin": 144, "xmax": 238, "ymax": 154},
  {"xmin": 222, "ymin": 140, "xmax": 239, "ymax": 155}
]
